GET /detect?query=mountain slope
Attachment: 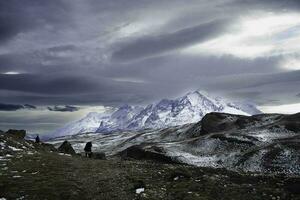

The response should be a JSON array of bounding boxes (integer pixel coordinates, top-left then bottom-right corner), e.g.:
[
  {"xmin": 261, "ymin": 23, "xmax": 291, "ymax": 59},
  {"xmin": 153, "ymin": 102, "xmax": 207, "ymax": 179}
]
[
  {"xmin": 49, "ymin": 112, "xmax": 300, "ymax": 175},
  {"xmin": 48, "ymin": 91, "xmax": 261, "ymax": 138}
]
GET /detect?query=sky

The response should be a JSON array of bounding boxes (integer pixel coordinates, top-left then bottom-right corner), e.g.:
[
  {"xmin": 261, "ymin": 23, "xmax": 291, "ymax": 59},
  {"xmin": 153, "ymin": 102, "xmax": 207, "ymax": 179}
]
[{"xmin": 0, "ymin": 0, "xmax": 300, "ymax": 134}]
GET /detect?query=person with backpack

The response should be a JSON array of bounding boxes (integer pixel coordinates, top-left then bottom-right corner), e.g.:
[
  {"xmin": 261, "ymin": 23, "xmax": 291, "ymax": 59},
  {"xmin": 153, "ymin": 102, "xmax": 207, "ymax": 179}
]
[
  {"xmin": 35, "ymin": 134, "xmax": 40, "ymax": 143},
  {"xmin": 84, "ymin": 142, "xmax": 92, "ymax": 158}
]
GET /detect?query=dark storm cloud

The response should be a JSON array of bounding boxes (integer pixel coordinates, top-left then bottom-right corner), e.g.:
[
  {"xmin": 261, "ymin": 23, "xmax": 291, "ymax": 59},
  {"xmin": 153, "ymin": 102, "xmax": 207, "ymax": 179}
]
[
  {"xmin": 0, "ymin": 0, "xmax": 300, "ymax": 134},
  {"xmin": 0, "ymin": 74, "xmax": 99, "ymax": 94},
  {"xmin": 0, "ymin": 103, "xmax": 36, "ymax": 111},
  {"xmin": 0, "ymin": 103, "xmax": 24, "ymax": 111},
  {"xmin": 0, "ymin": 0, "xmax": 71, "ymax": 43},
  {"xmin": 47, "ymin": 105, "xmax": 79, "ymax": 112},
  {"xmin": 24, "ymin": 104, "xmax": 37, "ymax": 109},
  {"xmin": 0, "ymin": 53, "xmax": 291, "ymax": 106},
  {"xmin": 112, "ymin": 19, "xmax": 230, "ymax": 61}
]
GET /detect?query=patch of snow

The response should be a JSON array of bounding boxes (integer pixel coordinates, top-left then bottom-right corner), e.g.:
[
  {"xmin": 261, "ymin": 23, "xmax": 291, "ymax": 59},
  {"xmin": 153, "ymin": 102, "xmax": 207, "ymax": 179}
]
[
  {"xmin": 135, "ymin": 188, "xmax": 145, "ymax": 194},
  {"xmin": 0, "ymin": 156, "xmax": 8, "ymax": 161},
  {"xmin": 58, "ymin": 153, "xmax": 71, "ymax": 156},
  {"xmin": 249, "ymin": 129, "xmax": 295, "ymax": 142},
  {"xmin": 8, "ymin": 146, "xmax": 22, "ymax": 151}
]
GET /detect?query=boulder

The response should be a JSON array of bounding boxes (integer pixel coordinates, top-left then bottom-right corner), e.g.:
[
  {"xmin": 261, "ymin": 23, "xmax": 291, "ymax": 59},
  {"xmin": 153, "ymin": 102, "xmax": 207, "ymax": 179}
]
[
  {"xmin": 36, "ymin": 143, "xmax": 58, "ymax": 152},
  {"xmin": 6, "ymin": 129, "xmax": 26, "ymax": 139},
  {"xmin": 119, "ymin": 145, "xmax": 181, "ymax": 164},
  {"xmin": 92, "ymin": 152, "xmax": 106, "ymax": 160},
  {"xmin": 58, "ymin": 141, "xmax": 76, "ymax": 155}
]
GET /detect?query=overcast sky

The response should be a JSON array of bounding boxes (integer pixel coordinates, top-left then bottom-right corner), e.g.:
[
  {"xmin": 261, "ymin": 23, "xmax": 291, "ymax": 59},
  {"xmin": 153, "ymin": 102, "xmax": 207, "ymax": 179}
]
[{"xmin": 0, "ymin": 0, "xmax": 300, "ymax": 134}]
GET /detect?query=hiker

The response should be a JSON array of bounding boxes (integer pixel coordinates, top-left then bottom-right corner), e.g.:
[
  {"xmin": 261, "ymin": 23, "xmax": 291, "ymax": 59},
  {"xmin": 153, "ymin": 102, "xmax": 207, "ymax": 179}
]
[
  {"xmin": 35, "ymin": 135, "xmax": 40, "ymax": 143},
  {"xmin": 84, "ymin": 142, "xmax": 92, "ymax": 158}
]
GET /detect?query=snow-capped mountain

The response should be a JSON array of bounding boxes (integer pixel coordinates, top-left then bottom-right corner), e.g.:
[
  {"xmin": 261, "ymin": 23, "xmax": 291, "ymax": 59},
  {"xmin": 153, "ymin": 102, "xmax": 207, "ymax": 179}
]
[
  {"xmin": 48, "ymin": 90, "xmax": 262, "ymax": 138},
  {"xmin": 47, "ymin": 112, "xmax": 110, "ymax": 138},
  {"xmin": 127, "ymin": 91, "xmax": 250, "ymax": 130},
  {"xmin": 97, "ymin": 104, "xmax": 143, "ymax": 132}
]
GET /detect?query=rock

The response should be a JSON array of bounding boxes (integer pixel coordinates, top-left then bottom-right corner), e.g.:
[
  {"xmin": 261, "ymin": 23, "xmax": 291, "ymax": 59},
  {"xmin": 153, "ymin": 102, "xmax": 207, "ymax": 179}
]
[
  {"xmin": 92, "ymin": 152, "xmax": 106, "ymax": 160},
  {"xmin": 58, "ymin": 141, "xmax": 76, "ymax": 155},
  {"xmin": 37, "ymin": 143, "xmax": 58, "ymax": 152},
  {"xmin": 133, "ymin": 180, "xmax": 145, "ymax": 193},
  {"xmin": 119, "ymin": 145, "xmax": 181, "ymax": 164},
  {"xmin": 168, "ymin": 168, "xmax": 192, "ymax": 181},
  {"xmin": 6, "ymin": 129, "xmax": 26, "ymax": 139}
]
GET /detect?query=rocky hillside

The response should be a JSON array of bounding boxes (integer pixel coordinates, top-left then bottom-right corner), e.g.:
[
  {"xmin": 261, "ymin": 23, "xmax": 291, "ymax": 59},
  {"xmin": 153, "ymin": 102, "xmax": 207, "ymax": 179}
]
[
  {"xmin": 49, "ymin": 112, "xmax": 300, "ymax": 175},
  {"xmin": 1, "ymin": 130, "xmax": 300, "ymax": 200}
]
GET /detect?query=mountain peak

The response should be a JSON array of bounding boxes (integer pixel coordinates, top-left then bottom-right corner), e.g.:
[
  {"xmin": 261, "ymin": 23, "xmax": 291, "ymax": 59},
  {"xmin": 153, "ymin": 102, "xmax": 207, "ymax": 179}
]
[{"xmin": 48, "ymin": 91, "xmax": 262, "ymax": 138}]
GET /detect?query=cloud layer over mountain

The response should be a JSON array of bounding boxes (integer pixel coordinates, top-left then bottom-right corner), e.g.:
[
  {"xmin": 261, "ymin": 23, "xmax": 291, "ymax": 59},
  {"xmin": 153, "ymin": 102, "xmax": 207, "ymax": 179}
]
[{"xmin": 1, "ymin": 0, "xmax": 300, "ymax": 133}]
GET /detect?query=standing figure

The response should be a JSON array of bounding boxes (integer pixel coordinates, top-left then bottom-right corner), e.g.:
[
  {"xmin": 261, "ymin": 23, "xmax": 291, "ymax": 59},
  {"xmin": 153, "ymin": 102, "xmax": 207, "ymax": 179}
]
[
  {"xmin": 35, "ymin": 134, "xmax": 40, "ymax": 143},
  {"xmin": 84, "ymin": 142, "xmax": 92, "ymax": 158}
]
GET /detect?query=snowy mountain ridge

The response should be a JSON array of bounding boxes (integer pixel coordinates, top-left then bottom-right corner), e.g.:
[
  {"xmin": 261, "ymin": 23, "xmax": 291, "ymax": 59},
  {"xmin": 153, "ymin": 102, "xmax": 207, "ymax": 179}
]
[{"xmin": 49, "ymin": 90, "xmax": 262, "ymax": 138}]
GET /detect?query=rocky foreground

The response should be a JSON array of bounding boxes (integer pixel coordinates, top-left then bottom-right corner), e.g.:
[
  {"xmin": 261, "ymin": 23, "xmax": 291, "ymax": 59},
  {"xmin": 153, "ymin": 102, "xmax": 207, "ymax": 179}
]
[{"xmin": 1, "ymin": 129, "xmax": 300, "ymax": 200}]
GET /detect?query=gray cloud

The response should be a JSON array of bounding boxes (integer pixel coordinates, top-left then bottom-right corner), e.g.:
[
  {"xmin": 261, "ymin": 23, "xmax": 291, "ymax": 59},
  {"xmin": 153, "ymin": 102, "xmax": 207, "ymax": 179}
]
[
  {"xmin": 0, "ymin": 103, "xmax": 36, "ymax": 111},
  {"xmin": 47, "ymin": 105, "xmax": 80, "ymax": 112},
  {"xmin": 0, "ymin": 74, "xmax": 99, "ymax": 95},
  {"xmin": 0, "ymin": 0, "xmax": 71, "ymax": 43},
  {"xmin": 111, "ymin": 19, "xmax": 230, "ymax": 61}
]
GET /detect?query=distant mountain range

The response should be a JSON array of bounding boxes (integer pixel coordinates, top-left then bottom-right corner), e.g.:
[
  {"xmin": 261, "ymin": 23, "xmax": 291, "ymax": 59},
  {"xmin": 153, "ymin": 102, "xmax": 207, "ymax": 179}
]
[{"xmin": 48, "ymin": 91, "xmax": 262, "ymax": 138}]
